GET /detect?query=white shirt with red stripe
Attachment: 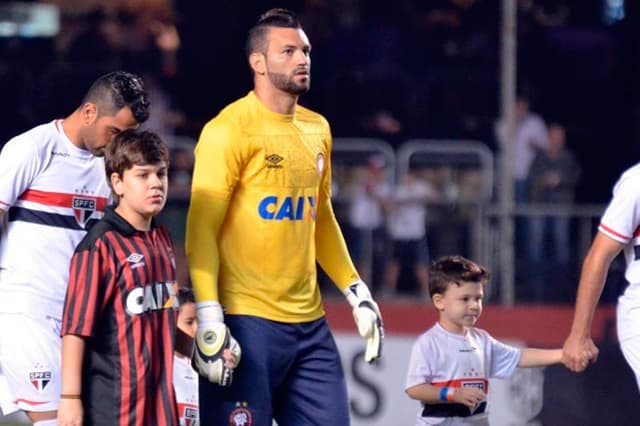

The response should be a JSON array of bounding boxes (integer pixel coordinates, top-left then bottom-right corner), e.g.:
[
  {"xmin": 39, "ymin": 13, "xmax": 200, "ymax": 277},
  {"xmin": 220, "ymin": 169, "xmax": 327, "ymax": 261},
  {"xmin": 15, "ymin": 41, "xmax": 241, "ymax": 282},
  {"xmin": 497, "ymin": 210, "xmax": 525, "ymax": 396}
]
[
  {"xmin": 599, "ymin": 163, "xmax": 640, "ymax": 289},
  {"xmin": 0, "ymin": 120, "xmax": 110, "ymax": 320},
  {"xmin": 174, "ymin": 354, "xmax": 199, "ymax": 426},
  {"xmin": 406, "ymin": 322, "xmax": 521, "ymax": 425}
]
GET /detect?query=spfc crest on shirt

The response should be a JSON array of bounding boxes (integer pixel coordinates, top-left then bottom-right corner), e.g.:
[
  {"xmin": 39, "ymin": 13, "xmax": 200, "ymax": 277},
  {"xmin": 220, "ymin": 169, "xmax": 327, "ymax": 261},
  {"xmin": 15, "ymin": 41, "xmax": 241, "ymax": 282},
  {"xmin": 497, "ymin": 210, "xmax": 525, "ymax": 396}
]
[
  {"xmin": 72, "ymin": 196, "xmax": 96, "ymax": 228},
  {"xmin": 29, "ymin": 369, "xmax": 52, "ymax": 392},
  {"xmin": 182, "ymin": 406, "xmax": 198, "ymax": 426}
]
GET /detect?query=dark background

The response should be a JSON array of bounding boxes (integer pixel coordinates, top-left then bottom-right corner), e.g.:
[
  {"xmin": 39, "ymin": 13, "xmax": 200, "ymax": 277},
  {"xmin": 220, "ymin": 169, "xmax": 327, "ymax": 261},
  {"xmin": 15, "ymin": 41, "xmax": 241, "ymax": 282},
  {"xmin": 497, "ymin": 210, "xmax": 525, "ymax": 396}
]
[{"xmin": 1, "ymin": 0, "xmax": 639, "ymax": 204}]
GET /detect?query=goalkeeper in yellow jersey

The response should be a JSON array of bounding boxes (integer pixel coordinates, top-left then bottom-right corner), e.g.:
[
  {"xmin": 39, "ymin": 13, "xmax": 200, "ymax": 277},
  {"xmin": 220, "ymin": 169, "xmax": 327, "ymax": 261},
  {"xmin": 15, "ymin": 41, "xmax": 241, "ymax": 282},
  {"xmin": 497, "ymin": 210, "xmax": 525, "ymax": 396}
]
[{"xmin": 185, "ymin": 8, "xmax": 384, "ymax": 426}]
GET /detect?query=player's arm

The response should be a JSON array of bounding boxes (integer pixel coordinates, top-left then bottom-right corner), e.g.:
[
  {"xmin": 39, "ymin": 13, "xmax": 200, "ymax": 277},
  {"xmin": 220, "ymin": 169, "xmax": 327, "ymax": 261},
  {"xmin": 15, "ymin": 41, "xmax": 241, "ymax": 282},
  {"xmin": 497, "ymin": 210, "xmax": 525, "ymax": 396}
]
[
  {"xmin": 518, "ymin": 348, "xmax": 562, "ymax": 368},
  {"xmin": 185, "ymin": 190, "xmax": 228, "ymax": 303},
  {"xmin": 185, "ymin": 121, "xmax": 242, "ymax": 385},
  {"xmin": 406, "ymin": 383, "xmax": 485, "ymax": 410},
  {"xmin": 562, "ymin": 231, "xmax": 623, "ymax": 371},
  {"xmin": 315, "ymin": 146, "xmax": 383, "ymax": 363},
  {"xmin": 58, "ymin": 334, "xmax": 85, "ymax": 425},
  {"xmin": 315, "ymin": 195, "xmax": 359, "ymax": 288}
]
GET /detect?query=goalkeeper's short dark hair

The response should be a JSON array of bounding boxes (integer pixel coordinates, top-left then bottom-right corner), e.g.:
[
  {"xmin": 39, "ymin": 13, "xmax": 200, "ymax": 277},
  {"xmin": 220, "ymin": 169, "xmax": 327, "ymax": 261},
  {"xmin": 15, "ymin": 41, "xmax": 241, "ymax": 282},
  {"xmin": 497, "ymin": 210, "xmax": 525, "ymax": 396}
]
[{"xmin": 246, "ymin": 8, "xmax": 302, "ymax": 57}]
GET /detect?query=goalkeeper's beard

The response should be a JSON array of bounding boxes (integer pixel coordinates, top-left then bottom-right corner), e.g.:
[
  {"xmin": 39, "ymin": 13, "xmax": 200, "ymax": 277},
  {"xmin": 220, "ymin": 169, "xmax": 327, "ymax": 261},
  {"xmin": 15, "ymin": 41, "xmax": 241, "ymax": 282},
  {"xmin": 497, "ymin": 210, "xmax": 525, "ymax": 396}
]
[{"xmin": 268, "ymin": 70, "xmax": 310, "ymax": 95}]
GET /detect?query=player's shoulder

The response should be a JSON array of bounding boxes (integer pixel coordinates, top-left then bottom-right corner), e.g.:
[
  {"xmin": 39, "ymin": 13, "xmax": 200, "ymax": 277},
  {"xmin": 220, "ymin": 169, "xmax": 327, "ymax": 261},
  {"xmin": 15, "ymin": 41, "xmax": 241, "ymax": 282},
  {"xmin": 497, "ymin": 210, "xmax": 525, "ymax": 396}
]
[
  {"xmin": 74, "ymin": 217, "xmax": 118, "ymax": 252},
  {"xmin": 295, "ymin": 103, "xmax": 330, "ymax": 131},
  {"xmin": 612, "ymin": 162, "xmax": 640, "ymax": 194},
  {"xmin": 200, "ymin": 93, "xmax": 256, "ymax": 136},
  {"xmin": 3, "ymin": 121, "xmax": 58, "ymax": 152},
  {"xmin": 74, "ymin": 207, "xmax": 135, "ymax": 252},
  {"xmin": 616, "ymin": 162, "xmax": 640, "ymax": 184}
]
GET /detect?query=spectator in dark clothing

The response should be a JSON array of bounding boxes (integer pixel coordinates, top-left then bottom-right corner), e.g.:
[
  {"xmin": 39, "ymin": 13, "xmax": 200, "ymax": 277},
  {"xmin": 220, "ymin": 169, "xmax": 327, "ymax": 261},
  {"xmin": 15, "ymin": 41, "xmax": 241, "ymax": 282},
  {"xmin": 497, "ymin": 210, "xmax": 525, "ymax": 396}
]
[{"xmin": 527, "ymin": 123, "xmax": 581, "ymax": 301}]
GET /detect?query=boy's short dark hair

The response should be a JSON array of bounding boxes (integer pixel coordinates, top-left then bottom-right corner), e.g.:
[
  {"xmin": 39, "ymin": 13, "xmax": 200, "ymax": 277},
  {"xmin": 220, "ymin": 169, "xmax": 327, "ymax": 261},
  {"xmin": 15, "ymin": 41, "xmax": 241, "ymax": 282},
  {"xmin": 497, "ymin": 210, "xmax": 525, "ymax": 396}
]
[
  {"xmin": 177, "ymin": 287, "xmax": 195, "ymax": 306},
  {"xmin": 246, "ymin": 8, "xmax": 301, "ymax": 56},
  {"xmin": 105, "ymin": 129, "xmax": 169, "ymax": 200},
  {"xmin": 428, "ymin": 255, "xmax": 490, "ymax": 297}
]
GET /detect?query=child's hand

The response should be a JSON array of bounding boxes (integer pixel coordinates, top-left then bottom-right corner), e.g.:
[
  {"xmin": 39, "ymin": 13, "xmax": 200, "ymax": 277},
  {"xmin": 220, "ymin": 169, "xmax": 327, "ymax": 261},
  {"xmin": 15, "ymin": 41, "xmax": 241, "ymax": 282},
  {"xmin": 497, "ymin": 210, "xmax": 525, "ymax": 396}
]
[
  {"xmin": 223, "ymin": 348, "xmax": 239, "ymax": 369},
  {"xmin": 451, "ymin": 387, "xmax": 485, "ymax": 410}
]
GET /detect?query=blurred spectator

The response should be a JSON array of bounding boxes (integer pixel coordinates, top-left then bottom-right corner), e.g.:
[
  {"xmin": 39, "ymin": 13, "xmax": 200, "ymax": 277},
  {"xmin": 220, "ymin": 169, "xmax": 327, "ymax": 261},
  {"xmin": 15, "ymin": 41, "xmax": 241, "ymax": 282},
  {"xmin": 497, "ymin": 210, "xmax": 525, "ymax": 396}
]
[
  {"xmin": 496, "ymin": 93, "xmax": 550, "ymax": 203},
  {"xmin": 380, "ymin": 170, "xmax": 439, "ymax": 299},
  {"xmin": 117, "ymin": 0, "xmax": 181, "ymax": 79},
  {"xmin": 495, "ymin": 93, "xmax": 549, "ymax": 264},
  {"xmin": 168, "ymin": 145, "xmax": 194, "ymax": 198},
  {"xmin": 527, "ymin": 123, "xmax": 581, "ymax": 300},
  {"xmin": 346, "ymin": 155, "xmax": 391, "ymax": 289},
  {"xmin": 143, "ymin": 74, "xmax": 187, "ymax": 142},
  {"xmin": 156, "ymin": 143, "xmax": 194, "ymax": 288}
]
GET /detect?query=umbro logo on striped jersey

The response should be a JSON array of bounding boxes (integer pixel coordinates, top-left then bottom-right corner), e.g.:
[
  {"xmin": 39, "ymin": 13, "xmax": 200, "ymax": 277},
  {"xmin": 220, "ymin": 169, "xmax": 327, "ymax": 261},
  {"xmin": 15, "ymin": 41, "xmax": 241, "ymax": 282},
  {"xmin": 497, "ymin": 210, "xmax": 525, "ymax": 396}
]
[{"xmin": 127, "ymin": 253, "xmax": 145, "ymax": 269}]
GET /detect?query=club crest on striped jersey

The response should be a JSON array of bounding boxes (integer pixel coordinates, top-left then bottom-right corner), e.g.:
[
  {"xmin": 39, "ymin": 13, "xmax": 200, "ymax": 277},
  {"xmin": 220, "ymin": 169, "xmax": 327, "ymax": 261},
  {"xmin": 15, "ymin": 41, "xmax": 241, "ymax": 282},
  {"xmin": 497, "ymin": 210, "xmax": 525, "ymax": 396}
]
[
  {"xmin": 29, "ymin": 364, "xmax": 52, "ymax": 392},
  {"xmin": 72, "ymin": 196, "xmax": 97, "ymax": 228}
]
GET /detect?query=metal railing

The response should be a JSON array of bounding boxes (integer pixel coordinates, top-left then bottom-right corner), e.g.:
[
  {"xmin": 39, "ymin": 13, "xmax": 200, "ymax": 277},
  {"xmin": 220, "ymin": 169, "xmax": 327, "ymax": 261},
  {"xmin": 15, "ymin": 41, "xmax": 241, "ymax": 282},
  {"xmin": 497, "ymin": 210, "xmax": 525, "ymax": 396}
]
[{"xmin": 157, "ymin": 136, "xmax": 612, "ymax": 304}]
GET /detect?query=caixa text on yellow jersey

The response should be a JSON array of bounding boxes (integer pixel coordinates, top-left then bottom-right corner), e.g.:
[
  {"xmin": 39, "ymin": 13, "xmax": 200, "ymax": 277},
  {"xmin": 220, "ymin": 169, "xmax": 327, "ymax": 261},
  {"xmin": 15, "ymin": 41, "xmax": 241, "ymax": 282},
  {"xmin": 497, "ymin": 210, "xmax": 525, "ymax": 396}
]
[{"xmin": 258, "ymin": 195, "xmax": 317, "ymax": 220}]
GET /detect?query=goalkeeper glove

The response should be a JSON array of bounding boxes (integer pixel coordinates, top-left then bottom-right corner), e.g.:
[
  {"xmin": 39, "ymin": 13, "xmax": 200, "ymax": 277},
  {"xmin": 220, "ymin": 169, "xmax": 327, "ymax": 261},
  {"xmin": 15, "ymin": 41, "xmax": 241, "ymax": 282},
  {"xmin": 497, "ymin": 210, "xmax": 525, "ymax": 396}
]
[
  {"xmin": 194, "ymin": 301, "xmax": 241, "ymax": 386},
  {"xmin": 343, "ymin": 281, "xmax": 384, "ymax": 363}
]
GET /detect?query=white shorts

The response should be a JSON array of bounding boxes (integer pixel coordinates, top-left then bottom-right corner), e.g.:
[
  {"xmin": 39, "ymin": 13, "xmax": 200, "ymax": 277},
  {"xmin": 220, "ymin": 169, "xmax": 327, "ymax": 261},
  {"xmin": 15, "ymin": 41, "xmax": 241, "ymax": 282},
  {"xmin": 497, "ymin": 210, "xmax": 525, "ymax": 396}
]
[
  {"xmin": 616, "ymin": 296, "xmax": 640, "ymax": 390},
  {"xmin": 0, "ymin": 313, "xmax": 61, "ymax": 414}
]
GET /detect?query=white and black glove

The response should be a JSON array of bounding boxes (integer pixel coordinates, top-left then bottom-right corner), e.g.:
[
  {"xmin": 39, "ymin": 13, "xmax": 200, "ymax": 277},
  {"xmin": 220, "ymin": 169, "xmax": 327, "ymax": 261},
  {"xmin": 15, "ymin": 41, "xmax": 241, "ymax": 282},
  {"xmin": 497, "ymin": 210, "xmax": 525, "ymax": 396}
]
[
  {"xmin": 343, "ymin": 281, "xmax": 384, "ymax": 363},
  {"xmin": 194, "ymin": 301, "xmax": 241, "ymax": 386}
]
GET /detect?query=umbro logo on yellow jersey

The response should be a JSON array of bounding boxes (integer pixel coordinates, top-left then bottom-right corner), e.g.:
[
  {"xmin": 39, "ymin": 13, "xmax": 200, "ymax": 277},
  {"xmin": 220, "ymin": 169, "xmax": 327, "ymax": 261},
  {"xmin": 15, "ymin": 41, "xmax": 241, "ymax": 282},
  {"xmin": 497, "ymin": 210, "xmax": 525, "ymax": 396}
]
[{"xmin": 266, "ymin": 153, "xmax": 284, "ymax": 168}]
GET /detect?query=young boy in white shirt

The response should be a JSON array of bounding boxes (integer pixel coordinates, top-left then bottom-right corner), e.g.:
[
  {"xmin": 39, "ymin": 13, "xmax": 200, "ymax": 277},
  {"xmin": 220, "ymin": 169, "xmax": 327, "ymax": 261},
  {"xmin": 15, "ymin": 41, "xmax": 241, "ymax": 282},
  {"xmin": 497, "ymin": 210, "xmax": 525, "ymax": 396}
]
[{"xmin": 406, "ymin": 255, "xmax": 564, "ymax": 425}]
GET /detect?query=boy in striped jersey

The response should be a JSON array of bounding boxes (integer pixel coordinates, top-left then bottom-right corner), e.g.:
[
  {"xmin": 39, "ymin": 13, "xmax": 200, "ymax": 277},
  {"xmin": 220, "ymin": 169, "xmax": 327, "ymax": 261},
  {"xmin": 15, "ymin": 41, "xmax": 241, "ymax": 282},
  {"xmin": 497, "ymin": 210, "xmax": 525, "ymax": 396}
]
[{"xmin": 58, "ymin": 129, "xmax": 179, "ymax": 426}]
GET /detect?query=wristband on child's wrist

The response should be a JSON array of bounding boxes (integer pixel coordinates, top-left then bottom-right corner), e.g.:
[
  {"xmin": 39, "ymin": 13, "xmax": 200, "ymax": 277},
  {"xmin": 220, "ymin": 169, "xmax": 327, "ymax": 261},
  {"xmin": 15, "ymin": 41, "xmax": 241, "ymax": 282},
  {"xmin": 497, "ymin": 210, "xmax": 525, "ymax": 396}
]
[{"xmin": 439, "ymin": 387, "xmax": 455, "ymax": 402}]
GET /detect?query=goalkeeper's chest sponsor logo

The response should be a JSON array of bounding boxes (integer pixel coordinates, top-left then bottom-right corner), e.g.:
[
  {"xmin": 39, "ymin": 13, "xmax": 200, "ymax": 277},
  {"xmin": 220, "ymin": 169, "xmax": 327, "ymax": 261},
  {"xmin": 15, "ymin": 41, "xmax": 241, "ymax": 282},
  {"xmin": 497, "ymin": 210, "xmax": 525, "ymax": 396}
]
[
  {"xmin": 125, "ymin": 281, "xmax": 178, "ymax": 315},
  {"xmin": 29, "ymin": 366, "xmax": 52, "ymax": 391},
  {"xmin": 258, "ymin": 195, "xmax": 316, "ymax": 220},
  {"xmin": 72, "ymin": 196, "xmax": 97, "ymax": 228}
]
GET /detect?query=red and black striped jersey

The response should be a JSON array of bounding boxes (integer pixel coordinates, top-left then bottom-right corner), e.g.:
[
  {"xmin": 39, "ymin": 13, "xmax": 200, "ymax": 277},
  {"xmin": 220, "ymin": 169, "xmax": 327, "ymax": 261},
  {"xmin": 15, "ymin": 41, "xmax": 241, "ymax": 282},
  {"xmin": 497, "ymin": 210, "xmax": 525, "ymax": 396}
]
[{"xmin": 62, "ymin": 206, "xmax": 179, "ymax": 426}]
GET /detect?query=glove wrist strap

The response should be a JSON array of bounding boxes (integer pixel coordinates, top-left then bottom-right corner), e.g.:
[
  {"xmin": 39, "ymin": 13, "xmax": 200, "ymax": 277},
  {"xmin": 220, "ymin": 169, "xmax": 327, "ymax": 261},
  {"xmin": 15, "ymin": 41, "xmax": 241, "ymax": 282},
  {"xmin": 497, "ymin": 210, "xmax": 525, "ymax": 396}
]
[
  {"xmin": 196, "ymin": 301, "xmax": 224, "ymax": 322},
  {"xmin": 343, "ymin": 281, "xmax": 371, "ymax": 308}
]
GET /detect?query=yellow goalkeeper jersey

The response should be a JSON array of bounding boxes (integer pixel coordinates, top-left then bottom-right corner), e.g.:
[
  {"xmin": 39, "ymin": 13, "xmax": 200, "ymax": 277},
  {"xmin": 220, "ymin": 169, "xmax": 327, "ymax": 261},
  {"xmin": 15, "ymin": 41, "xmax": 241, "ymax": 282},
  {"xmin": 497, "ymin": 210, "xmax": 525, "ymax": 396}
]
[{"xmin": 187, "ymin": 92, "xmax": 358, "ymax": 322}]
